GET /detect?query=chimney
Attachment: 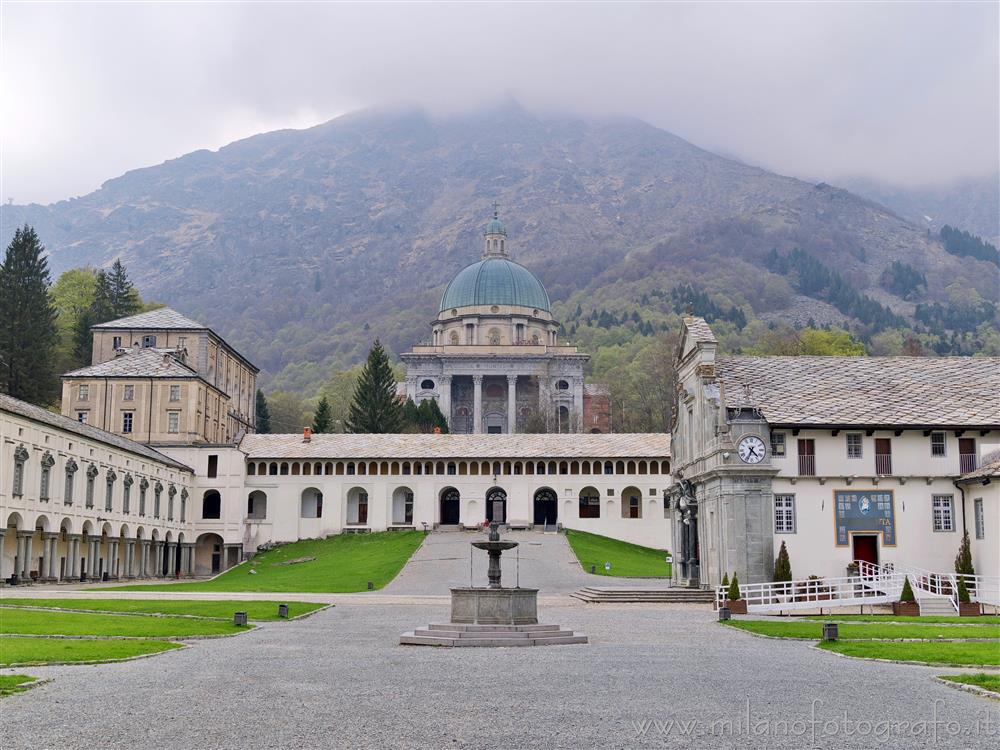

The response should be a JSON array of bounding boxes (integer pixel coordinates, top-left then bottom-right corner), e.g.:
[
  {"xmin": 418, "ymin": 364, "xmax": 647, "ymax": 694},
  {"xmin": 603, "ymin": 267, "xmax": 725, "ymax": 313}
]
[{"xmin": 303, "ymin": 427, "xmax": 312, "ymax": 443}]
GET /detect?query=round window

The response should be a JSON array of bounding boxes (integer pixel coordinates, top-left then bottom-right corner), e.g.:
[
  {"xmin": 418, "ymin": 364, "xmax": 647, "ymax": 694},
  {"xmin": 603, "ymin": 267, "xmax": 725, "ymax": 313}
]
[
  {"xmin": 556, "ymin": 380, "xmax": 570, "ymax": 390},
  {"xmin": 451, "ymin": 308, "xmax": 458, "ymax": 316},
  {"xmin": 420, "ymin": 379, "xmax": 435, "ymax": 390},
  {"xmin": 490, "ymin": 305, "xmax": 500, "ymax": 313}
]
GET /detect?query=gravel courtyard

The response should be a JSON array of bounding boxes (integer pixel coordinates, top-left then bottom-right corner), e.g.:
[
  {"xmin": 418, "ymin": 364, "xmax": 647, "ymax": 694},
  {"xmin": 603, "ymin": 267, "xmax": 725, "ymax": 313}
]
[{"xmin": 2, "ymin": 602, "xmax": 997, "ymax": 749}]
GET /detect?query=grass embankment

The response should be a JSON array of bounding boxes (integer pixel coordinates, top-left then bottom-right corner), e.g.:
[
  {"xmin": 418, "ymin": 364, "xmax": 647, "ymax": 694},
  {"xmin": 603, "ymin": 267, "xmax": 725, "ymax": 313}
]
[
  {"xmin": 0, "ymin": 637, "xmax": 181, "ymax": 666},
  {"xmin": 0, "ymin": 608, "xmax": 249, "ymax": 638},
  {"xmin": 818, "ymin": 641, "xmax": 1000, "ymax": 666},
  {"xmin": 1, "ymin": 598, "xmax": 324, "ymax": 621},
  {"xmin": 112, "ymin": 531, "xmax": 426, "ymax": 592},
  {"xmin": 726, "ymin": 620, "xmax": 1000, "ymax": 641},
  {"xmin": 565, "ymin": 530, "xmax": 671, "ymax": 578},
  {"xmin": 0, "ymin": 674, "xmax": 40, "ymax": 697},
  {"xmin": 800, "ymin": 614, "xmax": 1000, "ymax": 625},
  {"xmin": 939, "ymin": 673, "xmax": 1000, "ymax": 693}
]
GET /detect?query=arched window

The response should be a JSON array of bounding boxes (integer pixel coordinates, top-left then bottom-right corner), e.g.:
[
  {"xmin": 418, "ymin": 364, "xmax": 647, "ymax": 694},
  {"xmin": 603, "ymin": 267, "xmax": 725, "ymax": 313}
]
[
  {"xmin": 202, "ymin": 490, "xmax": 221, "ymax": 520},
  {"xmin": 303, "ymin": 462, "xmax": 312, "ymax": 476},
  {"xmin": 582, "ymin": 460, "xmax": 591, "ymax": 474},
  {"xmin": 291, "ymin": 462, "xmax": 300, "ymax": 475},
  {"xmin": 470, "ymin": 461, "xmax": 479, "ymax": 476},
  {"xmin": 627, "ymin": 460, "xmax": 637, "ymax": 474},
  {"xmin": 458, "ymin": 461, "xmax": 468, "ymax": 475},
  {"xmin": 621, "ymin": 487, "xmax": 642, "ymax": 519},
  {"xmin": 346, "ymin": 462, "xmax": 355, "ymax": 475},
  {"xmin": 447, "ymin": 462, "xmax": 457, "ymax": 476},
  {"xmin": 269, "ymin": 462, "xmax": 278, "ymax": 476},
  {"xmin": 279, "ymin": 462, "xmax": 289, "ymax": 476},
  {"xmin": 392, "ymin": 487, "xmax": 414, "ymax": 525},
  {"xmin": 420, "ymin": 379, "xmax": 435, "ymax": 390},
  {"xmin": 301, "ymin": 488, "xmax": 323, "ymax": 519},
  {"xmin": 247, "ymin": 490, "xmax": 267, "ymax": 520},
  {"xmin": 604, "ymin": 461, "xmax": 613, "ymax": 475},
  {"xmin": 649, "ymin": 460, "xmax": 659, "ymax": 475},
  {"xmin": 402, "ymin": 461, "xmax": 411, "ymax": 475},
  {"xmin": 555, "ymin": 379, "xmax": 569, "ymax": 390},
  {"xmin": 346, "ymin": 488, "xmax": 367, "ymax": 524},
  {"xmin": 616, "ymin": 460, "xmax": 626, "ymax": 474},
  {"xmin": 247, "ymin": 463, "xmax": 256, "ymax": 476},
  {"xmin": 579, "ymin": 487, "xmax": 601, "ymax": 518},
  {"xmin": 559, "ymin": 461, "xmax": 568, "ymax": 475}
]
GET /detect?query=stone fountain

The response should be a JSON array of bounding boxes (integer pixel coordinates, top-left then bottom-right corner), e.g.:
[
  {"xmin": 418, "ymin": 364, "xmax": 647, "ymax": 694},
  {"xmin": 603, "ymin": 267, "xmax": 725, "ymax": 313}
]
[{"xmin": 400, "ymin": 523, "xmax": 587, "ymax": 647}]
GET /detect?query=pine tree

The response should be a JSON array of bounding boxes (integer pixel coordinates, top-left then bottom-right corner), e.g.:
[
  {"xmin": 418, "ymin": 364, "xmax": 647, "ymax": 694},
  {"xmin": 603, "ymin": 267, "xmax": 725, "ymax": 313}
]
[
  {"xmin": 0, "ymin": 225, "xmax": 59, "ymax": 404},
  {"xmin": 255, "ymin": 389, "xmax": 271, "ymax": 434},
  {"xmin": 773, "ymin": 541, "xmax": 792, "ymax": 582},
  {"xmin": 899, "ymin": 575, "xmax": 915, "ymax": 602},
  {"xmin": 401, "ymin": 397, "xmax": 420, "ymax": 432},
  {"xmin": 346, "ymin": 340, "xmax": 402, "ymax": 434},
  {"xmin": 727, "ymin": 574, "xmax": 741, "ymax": 601},
  {"xmin": 106, "ymin": 259, "xmax": 141, "ymax": 318},
  {"xmin": 312, "ymin": 396, "xmax": 333, "ymax": 433},
  {"xmin": 425, "ymin": 398, "xmax": 449, "ymax": 433},
  {"xmin": 721, "ymin": 572, "xmax": 730, "ymax": 588},
  {"xmin": 954, "ymin": 529, "xmax": 975, "ymax": 576}
]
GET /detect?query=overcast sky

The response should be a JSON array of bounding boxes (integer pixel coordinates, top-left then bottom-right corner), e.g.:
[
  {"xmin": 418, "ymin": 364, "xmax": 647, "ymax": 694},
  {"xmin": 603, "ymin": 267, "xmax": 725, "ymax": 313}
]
[{"xmin": 2, "ymin": 2, "xmax": 997, "ymax": 205}]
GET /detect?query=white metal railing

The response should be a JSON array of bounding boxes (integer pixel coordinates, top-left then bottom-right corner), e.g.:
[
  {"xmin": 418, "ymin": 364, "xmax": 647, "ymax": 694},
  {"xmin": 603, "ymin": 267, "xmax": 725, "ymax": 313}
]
[
  {"xmin": 956, "ymin": 573, "xmax": 1000, "ymax": 608},
  {"xmin": 715, "ymin": 561, "xmax": 903, "ymax": 613}
]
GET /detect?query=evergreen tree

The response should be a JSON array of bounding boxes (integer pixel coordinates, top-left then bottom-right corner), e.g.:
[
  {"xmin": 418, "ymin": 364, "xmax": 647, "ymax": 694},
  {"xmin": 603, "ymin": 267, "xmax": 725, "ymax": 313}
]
[
  {"xmin": 346, "ymin": 340, "xmax": 402, "ymax": 434},
  {"xmin": 899, "ymin": 575, "xmax": 915, "ymax": 602},
  {"xmin": 311, "ymin": 396, "xmax": 333, "ymax": 433},
  {"xmin": 954, "ymin": 529, "xmax": 975, "ymax": 576},
  {"xmin": 106, "ymin": 259, "xmax": 141, "ymax": 318},
  {"xmin": 415, "ymin": 397, "xmax": 448, "ymax": 433},
  {"xmin": 0, "ymin": 225, "xmax": 59, "ymax": 404},
  {"xmin": 255, "ymin": 389, "xmax": 271, "ymax": 434},
  {"xmin": 727, "ymin": 574, "xmax": 741, "ymax": 601},
  {"xmin": 401, "ymin": 397, "xmax": 420, "ymax": 432},
  {"xmin": 773, "ymin": 541, "xmax": 792, "ymax": 582}
]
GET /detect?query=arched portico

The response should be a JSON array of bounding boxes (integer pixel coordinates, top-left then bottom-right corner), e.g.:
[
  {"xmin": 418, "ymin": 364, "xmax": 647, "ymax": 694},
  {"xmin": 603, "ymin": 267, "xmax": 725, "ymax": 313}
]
[
  {"xmin": 301, "ymin": 487, "xmax": 323, "ymax": 519},
  {"xmin": 346, "ymin": 487, "xmax": 367, "ymax": 525},
  {"xmin": 195, "ymin": 532, "xmax": 225, "ymax": 575},
  {"xmin": 391, "ymin": 487, "xmax": 414, "ymax": 525}
]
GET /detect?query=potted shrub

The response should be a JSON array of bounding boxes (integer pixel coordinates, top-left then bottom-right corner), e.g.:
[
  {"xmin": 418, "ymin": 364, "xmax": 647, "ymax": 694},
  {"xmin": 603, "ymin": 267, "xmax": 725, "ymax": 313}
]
[
  {"xmin": 893, "ymin": 575, "xmax": 920, "ymax": 616},
  {"xmin": 956, "ymin": 578, "xmax": 981, "ymax": 617},
  {"xmin": 846, "ymin": 561, "xmax": 860, "ymax": 577},
  {"xmin": 724, "ymin": 573, "xmax": 747, "ymax": 614},
  {"xmin": 773, "ymin": 542, "xmax": 793, "ymax": 602}
]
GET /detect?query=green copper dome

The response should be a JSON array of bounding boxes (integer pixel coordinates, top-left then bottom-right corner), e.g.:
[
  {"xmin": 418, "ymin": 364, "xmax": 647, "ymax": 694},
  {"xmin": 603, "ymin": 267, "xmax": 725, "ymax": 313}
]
[
  {"xmin": 484, "ymin": 217, "xmax": 507, "ymax": 236},
  {"xmin": 439, "ymin": 257, "xmax": 551, "ymax": 313}
]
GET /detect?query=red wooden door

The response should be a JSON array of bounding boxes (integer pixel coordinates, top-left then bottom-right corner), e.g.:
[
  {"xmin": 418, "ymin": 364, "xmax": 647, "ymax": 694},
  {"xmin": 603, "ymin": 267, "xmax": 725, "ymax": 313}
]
[{"xmin": 852, "ymin": 535, "xmax": 879, "ymax": 566}]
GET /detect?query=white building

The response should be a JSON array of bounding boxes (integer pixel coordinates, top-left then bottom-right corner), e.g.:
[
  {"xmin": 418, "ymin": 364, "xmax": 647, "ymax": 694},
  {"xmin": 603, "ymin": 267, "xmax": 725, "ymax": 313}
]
[{"xmin": 669, "ymin": 316, "xmax": 1000, "ymax": 589}]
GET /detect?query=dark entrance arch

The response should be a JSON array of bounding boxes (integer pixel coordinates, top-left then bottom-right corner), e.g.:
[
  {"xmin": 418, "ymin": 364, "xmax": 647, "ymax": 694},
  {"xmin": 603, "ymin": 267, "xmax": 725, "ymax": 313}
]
[
  {"xmin": 486, "ymin": 487, "xmax": 507, "ymax": 524},
  {"xmin": 533, "ymin": 488, "xmax": 558, "ymax": 525},
  {"xmin": 440, "ymin": 488, "xmax": 461, "ymax": 525}
]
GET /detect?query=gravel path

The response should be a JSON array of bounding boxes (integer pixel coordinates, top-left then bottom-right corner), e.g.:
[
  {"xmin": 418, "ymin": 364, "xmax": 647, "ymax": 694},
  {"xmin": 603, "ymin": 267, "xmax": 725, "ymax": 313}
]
[{"xmin": 2, "ymin": 604, "xmax": 996, "ymax": 749}]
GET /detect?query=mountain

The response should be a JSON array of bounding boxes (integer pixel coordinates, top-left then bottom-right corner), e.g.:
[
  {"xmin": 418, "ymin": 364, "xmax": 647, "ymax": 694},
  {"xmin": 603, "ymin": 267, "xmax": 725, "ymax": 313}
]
[
  {"xmin": 837, "ymin": 174, "xmax": 1000, "ymax": 246},
  {"xmin": 3, "ymin": 103, "xmax": 997, "ymax": 392}
]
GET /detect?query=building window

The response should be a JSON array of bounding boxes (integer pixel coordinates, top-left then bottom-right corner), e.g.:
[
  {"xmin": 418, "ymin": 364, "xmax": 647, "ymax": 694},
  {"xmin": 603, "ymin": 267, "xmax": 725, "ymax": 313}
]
[
  {"xmin": 420, "ymin": 379, "xmax": 435, "ymax": 390},
  {"xmin": 122, "ymin": 411, "xmax": 134, "ymax": 434},
  {"xmin": 846, "ymin": 434, "xmax": 863, "ymax": 459},
  {"xmin": 112, "ymin": 336, "xmax": 122, "ymax": 349},
  {"xmin": 12, "ymin": 459, "xmax": 25, "ymax": 496},
  {"xmin": 168, "ymin": 411, "xmax": 180, "ymax": 434},
  {"xmin": 77, "ymin": 411, "xmax": 89, "ymax": 423},
  {"xmin": 79, "ymin": 384, "xmax": 90, "ymax": 401},
  {"xmin": 774, "ymin": 494, "xmax": 796, "ymax": 533},
  {"xmin": 555, "ymin": 380, "xmax": 569, "ymax": 390},
  {"xmin": 932, "ymin": 495, "xmax": 954, "ymax": 532},
  {"xmin": 123, "ymin": 384, "xmax": 135, "ymax": 401},
  {"xmin": 930, "ymin": 432, "xmax": 946, "ymax": 457},
  {"xmin": 142, "ymin": 335, "xmax": 157, "ymax": 347},
  {"xmin": 769, "ymin": 433, "xmax": 786, "ymax": 457},
  {"xmin": 974, "ymin": 498, "xmax": 985, "ymax": 540},
  {"xmin": 797, "ymin": 439, "xmax": 815, "ymax": 476},
  {"xmin": 207, "ymin": 455, "xmax": 218, "ymax": 478},
  {"xmin": 169, "ymin": 385, "xmax": 180, "ymax": 402},
  {"xmin": 178, "ymin": 336, "xmax": 187, "ymax": 350}
]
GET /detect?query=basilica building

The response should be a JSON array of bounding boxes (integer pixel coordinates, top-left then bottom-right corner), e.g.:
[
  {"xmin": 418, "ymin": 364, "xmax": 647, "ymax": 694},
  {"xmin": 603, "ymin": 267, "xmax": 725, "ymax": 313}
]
[{"xmin": 401, "ymin": 211, "xmax": 610, "ymax": 434}]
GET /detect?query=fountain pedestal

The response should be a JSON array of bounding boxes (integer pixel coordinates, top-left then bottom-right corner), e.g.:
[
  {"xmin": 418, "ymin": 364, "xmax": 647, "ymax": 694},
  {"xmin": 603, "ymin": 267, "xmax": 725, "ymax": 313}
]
[{"xmin": 450, "ymin": 586, "xmax": 539, "ymax": 625}]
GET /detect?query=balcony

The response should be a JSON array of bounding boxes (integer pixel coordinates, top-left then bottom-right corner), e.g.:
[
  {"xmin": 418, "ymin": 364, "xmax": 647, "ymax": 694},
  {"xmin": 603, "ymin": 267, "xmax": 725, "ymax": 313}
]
[
  {"xmin": 875, "ymin": 454, "xmax": 892, "ymax": 476},
  {"xmin": 960, "ymin": 453, "xmax": 978, "ymax": 474},
  {"xmin": 797, "ymin": 455, "xmax": 816, "ymax": 476}
]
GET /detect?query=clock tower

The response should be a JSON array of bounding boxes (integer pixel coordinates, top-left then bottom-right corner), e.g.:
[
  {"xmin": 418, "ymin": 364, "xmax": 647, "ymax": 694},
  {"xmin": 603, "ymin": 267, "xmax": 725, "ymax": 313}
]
[{"xmin": 667, "ymin": 317, "xmax": 779, "ymax": 589}]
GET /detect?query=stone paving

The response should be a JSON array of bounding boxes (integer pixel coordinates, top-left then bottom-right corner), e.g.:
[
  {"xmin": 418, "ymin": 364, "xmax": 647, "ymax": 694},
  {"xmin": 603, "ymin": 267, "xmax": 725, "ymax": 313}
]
[{"xmin": 2, "ymin": 603, "xmax": 997, "ymax": 749}]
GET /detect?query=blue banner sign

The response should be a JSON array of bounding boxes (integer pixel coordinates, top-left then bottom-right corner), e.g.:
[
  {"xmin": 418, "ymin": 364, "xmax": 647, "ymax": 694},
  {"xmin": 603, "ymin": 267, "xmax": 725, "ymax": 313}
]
[{"xmin": 835, "ymin": 491, "xmax": 896, "ymax": 546}]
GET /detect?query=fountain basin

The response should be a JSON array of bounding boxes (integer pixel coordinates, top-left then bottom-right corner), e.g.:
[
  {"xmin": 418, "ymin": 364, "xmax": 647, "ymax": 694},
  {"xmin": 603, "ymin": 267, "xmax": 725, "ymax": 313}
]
[
  {"xmin": 450, "ymin": 587, "xmax": 538, "ymax": 625},
  {"xmin": 470, "ymin": 540, "xmax": 519, "ymax": 552}
]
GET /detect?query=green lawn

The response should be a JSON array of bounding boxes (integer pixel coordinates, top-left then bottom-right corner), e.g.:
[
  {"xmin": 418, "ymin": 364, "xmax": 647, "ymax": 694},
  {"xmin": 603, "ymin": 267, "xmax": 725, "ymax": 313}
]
[
  {"xmin": 0, "ymin": 599, "xmax": 325, "ymax": 621},
  {"xmin": 726, "ymin": 620, "xmax": 1000, "ymax": 641},
  {"xmin": 111, "ymin": 531, "xmax": 426, "ymax": 592},
  {"xmin": 0, "ymin": 608, "xmax": 250, "ymax": 638},
  {"xmin": 0, "ymin": 674, "xmax": 38, "ymax": 697},
  {"xmin": 818, "ymin": 641, "xmax": 1000, "ymax": 666},
  {"xmin": 0, "ymin": 636, "xmax": 181, "ymax": 666},
  {"xmin": 939, "ymin": 673, "xmax": 1000, "ymax": 693},
  {"xmin": 565, "ymin": 530, "xmax": 671, "ymax": 578},
  {"xmin": 800, "ymin": 614, "xmax": 1000, "ymax": 625}
]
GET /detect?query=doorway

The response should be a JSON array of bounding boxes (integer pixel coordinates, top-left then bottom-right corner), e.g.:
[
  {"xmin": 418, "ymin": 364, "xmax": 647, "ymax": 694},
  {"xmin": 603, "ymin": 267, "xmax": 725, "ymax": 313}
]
[
  {"xmin": 486, "ymin": 488, "xmax": 507, "ymax": 523},
  {"xmin": 852, "ymin": 534, "xmax": 879, "ymax": 568},
  {"xmin": 533, "ymin": 489, "xmax": 557, "ymax": 525},
  {"xmin": 440, "ymin": 488, "xmax": 461, "ymax": 525}
]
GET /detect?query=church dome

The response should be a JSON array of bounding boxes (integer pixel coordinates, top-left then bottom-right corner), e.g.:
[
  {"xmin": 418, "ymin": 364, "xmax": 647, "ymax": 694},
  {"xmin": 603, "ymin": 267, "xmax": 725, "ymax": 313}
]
[
  {"xmin": 484, "ymin": 216, "xmax": 507, "ymax": 236},
  {"xmin": 439, "ymin": 257, "xmax": 551, "ymax": 313}
]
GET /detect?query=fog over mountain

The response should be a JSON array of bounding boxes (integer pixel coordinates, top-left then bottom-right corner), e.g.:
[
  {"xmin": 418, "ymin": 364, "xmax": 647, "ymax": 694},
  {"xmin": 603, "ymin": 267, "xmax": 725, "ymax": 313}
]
[{"xmin": 3, "ymin": 104, "xmax": 996, "ymax": 392}]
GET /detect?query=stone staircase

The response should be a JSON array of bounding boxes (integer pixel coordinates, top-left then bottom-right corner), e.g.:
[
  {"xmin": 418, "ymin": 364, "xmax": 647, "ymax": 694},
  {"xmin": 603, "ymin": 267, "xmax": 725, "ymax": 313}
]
[
  {"xmin": 400, "ymin": 623, "xmax": 588, "ymax": 647},
  {"xmin": 918, "ymin": 596, "xmax": 957, "ymax": 616},
  {"xmin": 570, "ymin": 587, "xmax": 715, "ymax": 604}
]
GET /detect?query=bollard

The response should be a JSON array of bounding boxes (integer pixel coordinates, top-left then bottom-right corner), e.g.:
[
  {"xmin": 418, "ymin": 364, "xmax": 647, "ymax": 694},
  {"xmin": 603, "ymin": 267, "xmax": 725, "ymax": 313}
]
[
  {"xmin": 718, "ymin": 606, "xmax": 731, "ymax": 621},
  {"xmin": 234, "ymin": 611, "xmax": 248, "ymax": 627},
  {"xmin": 278, "ymin": 604, "xmax": 289, "ymax": 618},
  {"xmin": 590, "ymin": 564, "xmax": 596, "ymax": 574},
  {"xmin": 367, "ymin": 581, "xmax": 374, "ymax": 591},
  {"xmin": 822, "ymin": 622, "xmax": 838, "ymax": 641}
]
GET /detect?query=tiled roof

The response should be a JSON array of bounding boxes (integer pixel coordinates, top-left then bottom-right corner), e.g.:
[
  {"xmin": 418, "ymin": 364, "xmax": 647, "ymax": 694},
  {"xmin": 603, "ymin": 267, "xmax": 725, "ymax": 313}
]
[
  {"xmin": 239, "ymin": 432, "xmax": 670, "ymax": 460},
  {"xmin": 93, "ymin": 307, "xmax": 206, "ymax": 330},
  {"xmin": 683, "ymin": 316, "xmax": 717, "ymax": 344},
  {"xmin": 584, "ymin": 384, "xmax": 610, "ymax": 396},
  {"xmin": 0, "ymin": 394, "xmax": 192, "ymax": 472},
  {"xmin": 62, "ymin": 348, "xmax": 199, "ymax": 379},
  {"xmin": 958, "ymin": 451, "xmax": 1000, "ymax": 482},
  {"xmin": 716, "ymin": 355, "xmax": 1000, "ymax": 427}
]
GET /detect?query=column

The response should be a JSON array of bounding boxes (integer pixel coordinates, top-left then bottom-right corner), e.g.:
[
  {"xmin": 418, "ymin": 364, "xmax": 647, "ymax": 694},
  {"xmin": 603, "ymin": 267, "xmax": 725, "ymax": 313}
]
[
  {"xmin": 183, "ymin": 544, "xmax": 196, "ymax": 576},
  {"xmin": 439, "ymin": 375, "xmax": 452, "ymax": 427},
  {"xmin": 140, "ymin": 541, "xmax": 150, "ymax": 577},
  {"xmin": 0, "ymin": 530, "xmax": 5, "ymax": 580},
  {"xmin": 506, "ymin": 374, "xmax": 518, "ymax": 434},
  {"xmin": 126, "ymin": 540, "xmax": 136, "ymax": 578},
  {"xmin": 89, "ymin": 539, "xmax": 100, "ymax": 579},
  {"xmin": 154, "ymin": 542, "xmax": 164, "ymax": 576},
  {"xmin": 472, "ymin": 374, "xmax": 483, "ymax": 435},
  {"xmin": 67, "ymin": 535, "xmax": 80, "ymax": 579},
  {"xmin": 166, "ymin": 544, "xmax": 176, "ymax": 576},
  {"xmin": 17, "ymin": 533, "xmax": 32, "ymax": 578},
  {"xmin": 110, "ymin": 541, "xmax": 120, "ymax": 578},
  {"xmin": 42, "ymin": 533, "xmax": 58, "ymax": 581}
]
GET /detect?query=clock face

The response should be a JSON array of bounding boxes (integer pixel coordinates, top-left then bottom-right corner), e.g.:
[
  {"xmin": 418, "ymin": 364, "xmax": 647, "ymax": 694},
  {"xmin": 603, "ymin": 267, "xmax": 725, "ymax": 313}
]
[{"xmin": 737, "ymin": 435, "xmax": 767, "ymax": 464}]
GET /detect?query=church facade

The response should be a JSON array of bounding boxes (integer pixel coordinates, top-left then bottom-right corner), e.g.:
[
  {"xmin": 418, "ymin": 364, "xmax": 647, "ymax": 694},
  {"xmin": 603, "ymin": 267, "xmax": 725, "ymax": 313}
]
[{"xmin": 401, "ymin": 211, "xmax": 610, "ymax": 434}]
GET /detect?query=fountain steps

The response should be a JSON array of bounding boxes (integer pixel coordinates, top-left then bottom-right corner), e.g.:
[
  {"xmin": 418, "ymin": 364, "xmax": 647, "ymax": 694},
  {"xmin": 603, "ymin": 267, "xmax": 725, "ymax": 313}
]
[
  {"xmin": 400, "ymin": 623, "xmax": 588, "ymax": 647},
  {"xmin": 570, "ymin": 587, "xmax": 715, "ymax": 604}
]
